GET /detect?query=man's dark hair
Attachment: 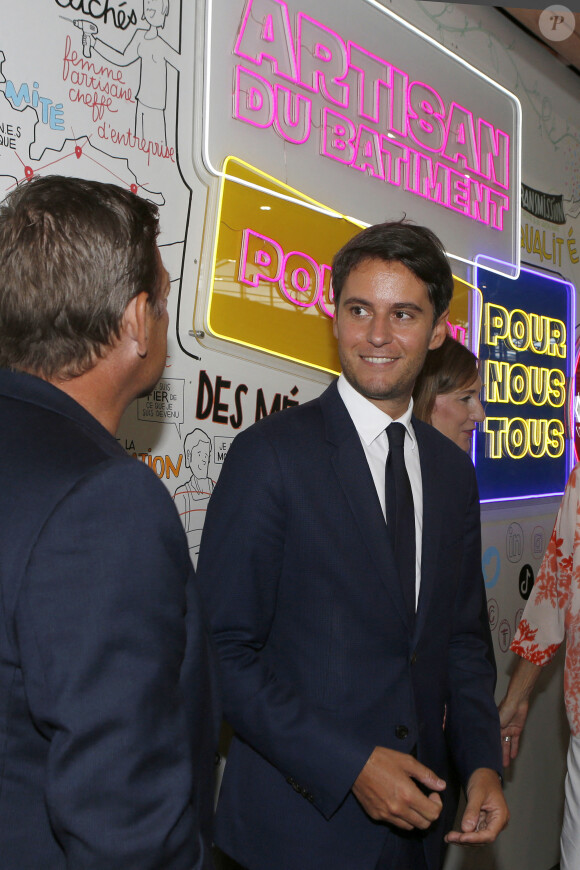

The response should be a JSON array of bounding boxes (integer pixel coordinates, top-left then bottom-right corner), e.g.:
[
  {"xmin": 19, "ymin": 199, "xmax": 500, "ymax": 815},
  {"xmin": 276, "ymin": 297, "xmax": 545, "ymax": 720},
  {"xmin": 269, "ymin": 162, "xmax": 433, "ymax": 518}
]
[
  {"xmin": 331, "ymin": 220, "xmax": 454, "ymax": 320},
  {"xmin": 0, "ymin": 175, "xmax": 161, "ymax": 379}
]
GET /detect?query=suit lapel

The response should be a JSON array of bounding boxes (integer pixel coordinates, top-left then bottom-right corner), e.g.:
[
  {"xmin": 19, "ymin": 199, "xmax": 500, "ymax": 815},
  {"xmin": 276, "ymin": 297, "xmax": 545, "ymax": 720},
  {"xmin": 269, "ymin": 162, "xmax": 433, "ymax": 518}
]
[
  {"xmin": 414, "ymin": 418, "xmax": 444, "ymax": 639},
  {"xmin": 319, "ymin": 383, "xmax": 413, "ymax": 632}
]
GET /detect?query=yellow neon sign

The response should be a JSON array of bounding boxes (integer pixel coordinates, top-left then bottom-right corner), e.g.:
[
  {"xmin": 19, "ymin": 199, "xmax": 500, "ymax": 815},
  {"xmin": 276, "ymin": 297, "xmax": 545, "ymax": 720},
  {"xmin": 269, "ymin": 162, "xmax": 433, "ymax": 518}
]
[
  {"xmin": 484, "ymin": 302, "xmax": 566, "ymax": 357},
  {"xmin": 484, "ymin": 360, "xmax": 566, "ymax": 407},
  {"xmin": 484, "ymin": 417, "xmax": 565, "ymax": 459},
  {"xmin": 482, "ymin": 300, "xmax": 568, "ymax": 460},
  {"xmin": 206, "ymin": 156, "xmax": 478, "ymax": 374},
  {"xmin": 206, "ymin": 156, "xmax": 363, "ymax": 374}
]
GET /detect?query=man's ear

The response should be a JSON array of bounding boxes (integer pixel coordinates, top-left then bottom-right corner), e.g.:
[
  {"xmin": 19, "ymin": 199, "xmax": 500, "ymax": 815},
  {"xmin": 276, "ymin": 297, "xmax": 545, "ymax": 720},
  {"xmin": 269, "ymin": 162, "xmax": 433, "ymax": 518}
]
[
  {"xmin": 332, "ymin": 307, "xmax": 339, "ymax": 339},
  {"xmin": 428, "ymin": 309, "xmax": 449, "ymax": 350},
  {"xmin": 123, "ymin": 292, "xmax": 150, "ymax": 358}
]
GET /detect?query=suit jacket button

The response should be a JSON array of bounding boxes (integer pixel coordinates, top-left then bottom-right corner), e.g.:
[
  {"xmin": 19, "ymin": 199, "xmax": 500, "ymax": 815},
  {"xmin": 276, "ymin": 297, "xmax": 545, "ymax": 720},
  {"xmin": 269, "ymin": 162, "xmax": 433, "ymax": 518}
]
[{"xmin": 395, "ymin": 725, "xmax": 409, "ymax": 740}]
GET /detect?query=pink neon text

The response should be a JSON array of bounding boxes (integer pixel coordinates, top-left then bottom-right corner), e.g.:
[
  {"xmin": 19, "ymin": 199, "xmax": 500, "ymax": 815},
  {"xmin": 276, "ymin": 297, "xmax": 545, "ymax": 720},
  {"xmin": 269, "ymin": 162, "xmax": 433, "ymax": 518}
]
[
  {"xmin": 234, "ymin": 0, "xmax": 510, "ymax": 191},
  {"xmin": 238, "ymin": 228, "xmax": 334, "ymax": 317}
]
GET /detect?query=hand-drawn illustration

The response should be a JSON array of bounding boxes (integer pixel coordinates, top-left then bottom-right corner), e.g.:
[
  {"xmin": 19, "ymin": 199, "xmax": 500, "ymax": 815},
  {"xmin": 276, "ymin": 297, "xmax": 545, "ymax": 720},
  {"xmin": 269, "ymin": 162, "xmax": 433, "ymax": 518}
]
[
  {"xmin": 0, "ymin": 50, "xmax": 41, "ymax": 189},
  {"xmin": 61, "ymin": 17, "xmax": 99, "ymax": 58},
  {"xmin": 86, "ymin": 0, "xmax": 180, "ymax": 145},
  {"xmin": 0, "ymin": 130, "xmax": 165, "ymax": 202},
  {"xmin": 498, "ymin": 618, "xmax": 513, "ymax": 653},
  {"xmin": 506, "ymin": 522, "xmax": 524, "ymax": 564},
  {"xmin": 173, "ymin": 428, "xmax": 215, "ymax": 559},
  {"xmin": 488, "ymin": 598, "xmax": 499, "ymax": 632},
  {"xmin": 137, "ymin": 376, "xmax": 185, "ymax": 431},
  {"xmin": 417, "ymin": 2, "xmax": 580, "ymax": 221}
]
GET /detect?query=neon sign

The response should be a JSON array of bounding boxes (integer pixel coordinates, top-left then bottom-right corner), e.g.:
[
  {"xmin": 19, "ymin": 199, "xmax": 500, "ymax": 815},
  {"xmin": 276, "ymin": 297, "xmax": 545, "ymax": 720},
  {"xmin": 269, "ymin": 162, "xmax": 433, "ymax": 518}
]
[
  {"xmin": 474, "ymin": 260, "xmax": 574, "ymax": 502},
  {"xmin": 203, "ymin": 0, "xmax": 521, "ymax": 279},
  {"xmin": 485, "ymin": 304, "xmax": 566, "ymax": 357},
  {"xmin": 483, "ymin": 418, "xmax": 564, "ymax": 460},
  {"xmin": 483, "ymin": 301, "xmax": 567, "ymax": 459},
  {"xmin": 206, "ymin": 156, "xmax": 357, "ymax": 374},
  {"xmin": 239, "ymin": 224, "xmax": 470, "ymax": 337},
  {"xmin": 234, "ymin": 3, "xmax": 510, "ymax": 232},
  {"xmin": 575, "ymin": 348, "xmax": 580, "ymax": 462},
  {"xmin": 206, "ymin": 157, "xmax": 477, "ymax": 375},
  {"xmin": 484, "ymin": 360, "xmax": 566, "ymax": 407},
  {"xmin": 238, "ymin": 228, "xmax": 334, "ymax": 317}
]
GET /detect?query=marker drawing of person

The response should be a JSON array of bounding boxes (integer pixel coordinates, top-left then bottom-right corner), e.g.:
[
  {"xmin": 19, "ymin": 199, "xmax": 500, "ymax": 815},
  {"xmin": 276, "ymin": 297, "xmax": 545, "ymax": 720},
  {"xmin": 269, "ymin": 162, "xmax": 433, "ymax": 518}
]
[
  {"xmin": 173, "ymin": 428, "xmax": 215, "ymax": 559},
  {"xmin": 88, "ymin": 0, "xmax": 180, "ymax": 144}
]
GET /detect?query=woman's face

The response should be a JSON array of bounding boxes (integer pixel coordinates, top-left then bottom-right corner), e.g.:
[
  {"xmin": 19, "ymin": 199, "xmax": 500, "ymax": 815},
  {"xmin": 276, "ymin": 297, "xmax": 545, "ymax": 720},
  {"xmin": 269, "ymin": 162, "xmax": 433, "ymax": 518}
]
[{"xmin": 430, "ymin": 374, "xmax": 485, "ymax": 452}]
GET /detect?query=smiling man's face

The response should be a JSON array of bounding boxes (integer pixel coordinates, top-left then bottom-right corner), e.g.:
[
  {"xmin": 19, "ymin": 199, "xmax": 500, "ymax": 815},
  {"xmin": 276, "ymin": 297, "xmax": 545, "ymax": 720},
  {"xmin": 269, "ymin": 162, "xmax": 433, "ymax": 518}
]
[{"xmin": 333, "ymin": 258, "xmax": 447, "ymax": 419}]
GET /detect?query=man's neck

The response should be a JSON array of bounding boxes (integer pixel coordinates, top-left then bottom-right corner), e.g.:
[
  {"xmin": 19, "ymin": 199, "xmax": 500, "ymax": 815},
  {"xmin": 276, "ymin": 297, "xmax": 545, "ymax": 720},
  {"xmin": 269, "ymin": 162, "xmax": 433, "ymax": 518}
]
[
  {"xmin": 48, "ymin": 374, "xmax": 124, "ymax": 435},
  {"xmin": 43, "ymin": 349, "xmax": 136, "ymax": 436}
]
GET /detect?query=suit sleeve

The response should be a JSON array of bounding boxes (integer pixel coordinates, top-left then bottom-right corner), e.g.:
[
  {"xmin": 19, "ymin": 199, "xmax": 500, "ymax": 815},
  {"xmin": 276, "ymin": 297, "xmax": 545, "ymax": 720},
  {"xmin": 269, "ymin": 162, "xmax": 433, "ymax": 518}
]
[
  {"xmin": 444, "ymin": 468, "xmax": 502, "ymax": 785},
  {"xmin": 196, "ymin": 427, "xmax": 370, "ymax": 819},
  {"xmin": 16, "ymin": 459, "xmax": 201, "ymax": 869}
]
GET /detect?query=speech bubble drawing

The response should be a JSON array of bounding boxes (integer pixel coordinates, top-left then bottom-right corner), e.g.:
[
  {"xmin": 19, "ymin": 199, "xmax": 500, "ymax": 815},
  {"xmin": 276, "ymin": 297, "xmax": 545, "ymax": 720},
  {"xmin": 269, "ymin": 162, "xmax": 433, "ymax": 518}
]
[
  {"xmin": 214, "ymin": 435, "xmax": 235, "ymax": 464},
  {"xmin": 137, "ymin": 378, "xmax": 185, "ymax": 436}
]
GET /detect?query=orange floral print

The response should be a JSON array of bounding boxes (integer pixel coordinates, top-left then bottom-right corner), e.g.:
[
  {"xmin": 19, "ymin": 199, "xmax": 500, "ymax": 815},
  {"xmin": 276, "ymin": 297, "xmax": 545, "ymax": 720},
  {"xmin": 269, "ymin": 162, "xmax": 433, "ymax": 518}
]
[
  {"xmin": 511, "ymin": 465, "xmax": 580, "ymax": 733},
  {"xmin": 511, "ymin": 619, "xmax": 560, "ymax": 665}
]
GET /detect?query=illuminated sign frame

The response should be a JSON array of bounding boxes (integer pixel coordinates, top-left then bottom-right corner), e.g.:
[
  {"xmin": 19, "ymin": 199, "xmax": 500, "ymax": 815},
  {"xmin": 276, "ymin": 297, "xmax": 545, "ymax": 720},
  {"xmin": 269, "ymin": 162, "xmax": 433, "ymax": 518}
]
[
  {"xmin": 575, "ymin": 346, "xmax": 580, "ymax": 462},
  {"xmin": 474, "ymin": 257, "xmax": 575, "ymax": 503},
  {"xmin": 205, "ymin": 156, "xmax": 481, "ymax": 375},
  {"xmin": 206, "ymin": 156, "xmax": 359, "ymax": 374}
]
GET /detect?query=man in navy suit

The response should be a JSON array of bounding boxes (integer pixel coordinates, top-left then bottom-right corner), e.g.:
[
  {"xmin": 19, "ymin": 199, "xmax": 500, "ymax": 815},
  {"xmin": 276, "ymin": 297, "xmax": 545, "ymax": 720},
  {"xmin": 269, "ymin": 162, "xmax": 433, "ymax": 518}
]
[
  {"xmin": 197, "ymin": 221, "xmax": 508, "ymax": 870},
  {"xmin": 0, "ymin": 175, "xmax": 220, "ymax": 869}
]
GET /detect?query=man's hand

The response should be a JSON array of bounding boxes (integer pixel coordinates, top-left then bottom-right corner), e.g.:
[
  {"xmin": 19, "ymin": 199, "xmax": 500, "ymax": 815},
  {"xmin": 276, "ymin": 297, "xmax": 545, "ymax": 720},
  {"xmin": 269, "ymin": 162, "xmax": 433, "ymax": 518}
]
[
  {"xmin": 352, "ymin": 746, "xmax": 446, "ymax": 830},
  {"xmin": 445, "ymin": 768, "xmax": 509, "ymax": 845}
]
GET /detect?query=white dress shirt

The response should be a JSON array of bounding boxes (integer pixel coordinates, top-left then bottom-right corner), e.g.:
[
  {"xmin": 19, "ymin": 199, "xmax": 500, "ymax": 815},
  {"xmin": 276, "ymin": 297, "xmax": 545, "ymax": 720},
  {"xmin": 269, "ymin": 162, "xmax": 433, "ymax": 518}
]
[{"xmin": 337, "ymin": 374, "xmax": 423, "ymax": 606}]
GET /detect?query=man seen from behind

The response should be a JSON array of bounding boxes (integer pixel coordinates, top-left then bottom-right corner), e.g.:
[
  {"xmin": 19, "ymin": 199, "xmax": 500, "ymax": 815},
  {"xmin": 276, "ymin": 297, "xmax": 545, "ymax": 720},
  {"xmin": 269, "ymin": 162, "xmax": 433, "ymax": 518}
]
[{"xmin": 0, "ymin": 175, "xmax": 219, "ymax": 869}]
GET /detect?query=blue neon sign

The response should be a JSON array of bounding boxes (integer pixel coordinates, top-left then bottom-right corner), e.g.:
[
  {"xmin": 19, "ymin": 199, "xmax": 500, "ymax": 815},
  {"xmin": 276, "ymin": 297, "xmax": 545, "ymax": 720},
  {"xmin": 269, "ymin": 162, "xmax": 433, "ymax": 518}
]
[{"xmin": 474, "ymin": 258, "xmax": 575, "ymax": 503}]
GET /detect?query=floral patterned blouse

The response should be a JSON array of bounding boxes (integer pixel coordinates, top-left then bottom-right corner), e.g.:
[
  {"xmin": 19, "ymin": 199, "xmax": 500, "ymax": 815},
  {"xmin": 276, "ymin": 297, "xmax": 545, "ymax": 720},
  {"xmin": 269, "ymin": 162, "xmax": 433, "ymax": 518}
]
[{"xmin": 511, "ymin": 464, "xmax": 580, "ymax": 734}]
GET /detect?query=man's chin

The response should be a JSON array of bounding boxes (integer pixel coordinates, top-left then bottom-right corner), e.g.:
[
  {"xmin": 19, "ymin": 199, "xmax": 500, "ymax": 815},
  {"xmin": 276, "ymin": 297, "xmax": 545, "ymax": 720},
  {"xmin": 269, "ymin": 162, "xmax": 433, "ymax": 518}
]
[{"xmin": 347, "ymin": 376, "xmax": 408, "ymax": 404}]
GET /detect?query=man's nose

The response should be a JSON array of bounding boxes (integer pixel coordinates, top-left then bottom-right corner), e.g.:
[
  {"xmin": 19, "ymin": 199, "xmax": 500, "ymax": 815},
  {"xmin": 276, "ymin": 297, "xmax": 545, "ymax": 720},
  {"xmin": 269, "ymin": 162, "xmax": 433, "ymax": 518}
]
[{"xmin": 367, "ymin": 315, "xmax": 393, "ymax": 345}]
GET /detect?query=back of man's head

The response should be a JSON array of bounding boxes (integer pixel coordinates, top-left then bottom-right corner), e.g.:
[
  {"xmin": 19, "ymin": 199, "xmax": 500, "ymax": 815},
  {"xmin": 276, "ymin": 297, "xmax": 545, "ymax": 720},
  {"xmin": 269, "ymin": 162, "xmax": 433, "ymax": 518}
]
[
  {"xmin": 0, "ymin": 175, "xmax": 161, "ymax": 380},
  {"xmin": 331, "ymin": 219, "xmax": 453, "ymax": 321}
]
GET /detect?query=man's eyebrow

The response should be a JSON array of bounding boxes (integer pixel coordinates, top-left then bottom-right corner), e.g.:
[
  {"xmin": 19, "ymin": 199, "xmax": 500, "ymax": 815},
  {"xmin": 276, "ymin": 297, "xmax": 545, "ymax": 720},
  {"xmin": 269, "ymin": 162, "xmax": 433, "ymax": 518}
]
[
  {"xmin": 391, "ymin": 301, "xmax": 424, "ymax": 312},
  {"xmin": 340, "ymin": 297, "xmax": 424, "ymax": 311},
  {"xmin": 340, "ymin": 296, "xmax": 372, "ymax": 307}
]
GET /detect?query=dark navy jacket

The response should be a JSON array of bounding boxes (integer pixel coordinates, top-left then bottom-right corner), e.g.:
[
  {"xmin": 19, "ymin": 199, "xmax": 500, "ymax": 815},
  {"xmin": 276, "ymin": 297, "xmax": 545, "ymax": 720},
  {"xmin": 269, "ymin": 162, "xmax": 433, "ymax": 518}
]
[
  {"xmin": 0, "ymin": 369, "xmax": 220, "ymax": 869},
  {"xmin": 197, "ymin": 380, "xmax": 500, "ymax": 870}
]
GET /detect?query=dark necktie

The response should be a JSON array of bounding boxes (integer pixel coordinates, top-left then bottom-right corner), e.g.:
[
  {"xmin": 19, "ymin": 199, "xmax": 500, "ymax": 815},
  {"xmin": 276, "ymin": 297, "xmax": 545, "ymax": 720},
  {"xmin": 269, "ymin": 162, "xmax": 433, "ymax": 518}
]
[{"xmin": 385, "ymin": 422, "xmax": 416, "ymax": 624}]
